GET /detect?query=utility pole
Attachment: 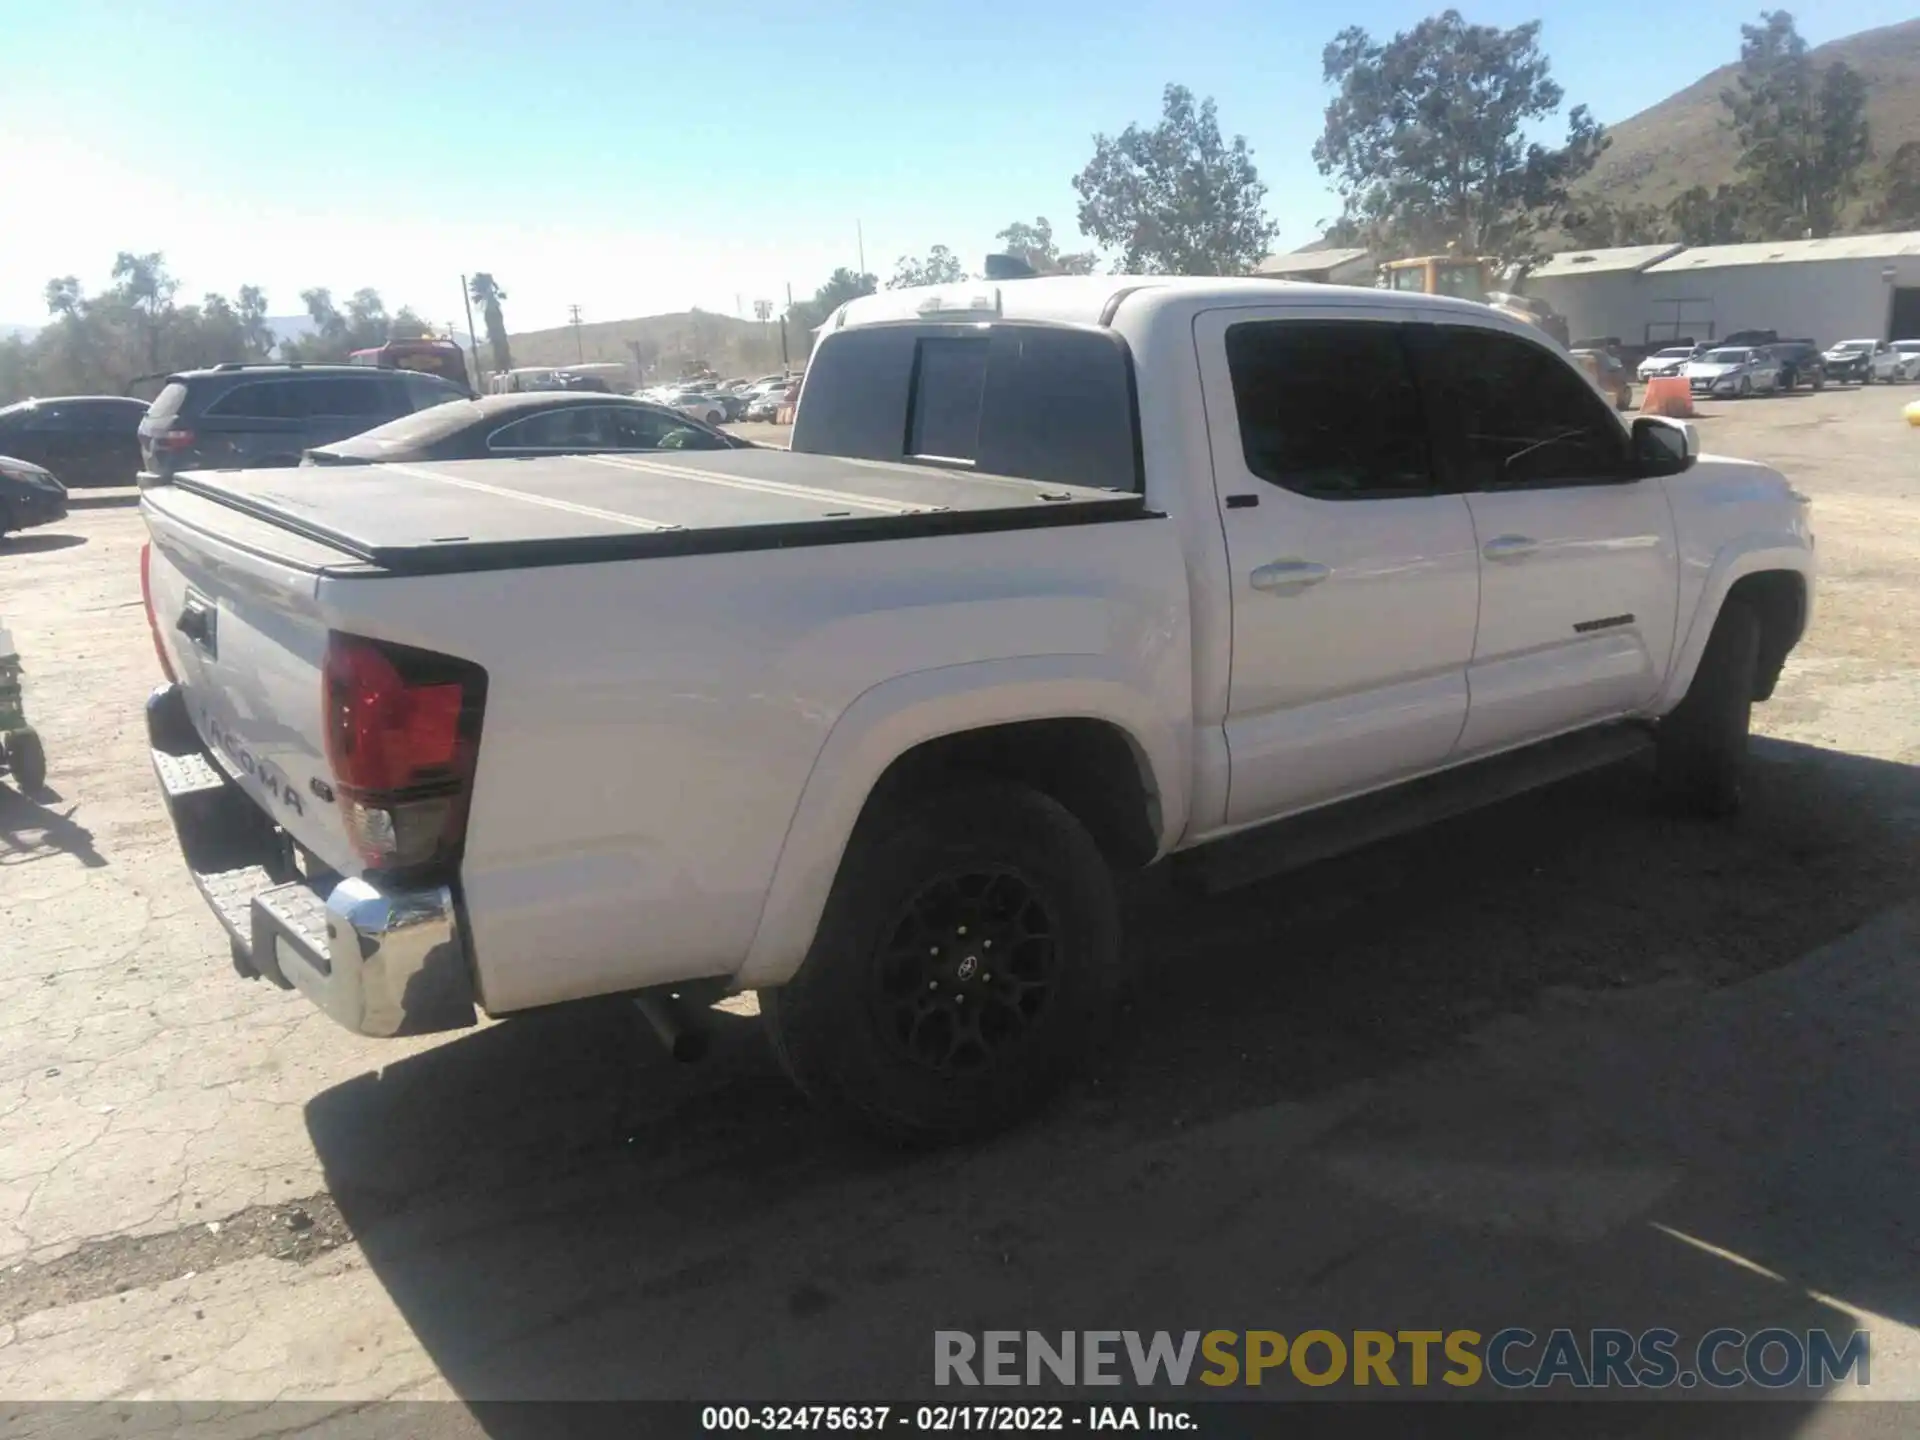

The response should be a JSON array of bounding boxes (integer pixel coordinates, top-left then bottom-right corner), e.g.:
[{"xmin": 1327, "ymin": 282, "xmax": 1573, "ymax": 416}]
[
  {"xmin": 568, "ymin": 304, "xmax": 585, "ymax": 363},
  {"xmin": 856, "ymin": 220, "xmax": 866, "ymax": 279},
  {"xmin": 459, "ymin": 275, "xmax": 483, "ymax": 391}
]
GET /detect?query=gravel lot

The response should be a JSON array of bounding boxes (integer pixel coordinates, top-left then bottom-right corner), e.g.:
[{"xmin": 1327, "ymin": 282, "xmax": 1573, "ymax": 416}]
[{"xmin": 2, "ymin": 389, "xmax": 1919, "ymax": 1421}]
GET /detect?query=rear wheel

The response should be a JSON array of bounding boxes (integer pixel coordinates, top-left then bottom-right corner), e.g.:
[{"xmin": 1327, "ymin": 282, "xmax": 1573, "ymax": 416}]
[
  {"xmin": 761, "ymin": 779, "xmax": 1120, "ymax": 1144},
  {"xmin": 1655, "ymin": 601, "xmax": 1761, "ymax": 818},
  {"xmin": 4, "ymin": 729, "xmax": 47, "ymax": 795}
]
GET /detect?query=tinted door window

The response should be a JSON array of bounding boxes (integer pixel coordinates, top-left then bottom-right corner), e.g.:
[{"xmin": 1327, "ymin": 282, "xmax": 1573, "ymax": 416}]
[
  {"xmin": 1222, "ymin": 319, "xmax": 1434, "ymax": 499},
  {"xmin": 488, "ymin": 406, "xmax": 618, "ymax": 450},
  {"xmin": 606, "ymin": 407, "xmax": 718, "ymax": 449},
  {"xmin": 207, "ymin": 382, "xmax": 306, "ymax": 420},
  {"xmin": 1415, "ymin": 326, "xmax": 1629, "ymax": 489},
  {"xmin": 75, "ymin": 400, "xmax": 142, "ymax": 433},
  {"xmin": 305, "ymin": 377, "xmax": 397, "ymax": 419}
]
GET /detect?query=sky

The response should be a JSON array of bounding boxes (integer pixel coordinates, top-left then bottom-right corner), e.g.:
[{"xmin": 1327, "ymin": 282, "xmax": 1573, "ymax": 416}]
[{"xmin": 2, "ymin": 0, "xmax": 1914, "ymax": 334}]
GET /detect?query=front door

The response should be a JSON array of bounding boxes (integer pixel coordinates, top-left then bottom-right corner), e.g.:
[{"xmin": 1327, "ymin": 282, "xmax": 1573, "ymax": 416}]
[
  {"xmin": 1195, "ymin": 308, "xmax": 1481, "ymax": 827},
  {"xmin": 1413, "ymin": 324, "xmax": 1678, "ymax": 755}
]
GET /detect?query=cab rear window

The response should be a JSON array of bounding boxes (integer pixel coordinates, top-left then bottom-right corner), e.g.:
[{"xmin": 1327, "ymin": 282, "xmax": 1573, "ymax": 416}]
[{"xmin": 793, "ymin": 321, "xmax": 1142, "ymax": 492}]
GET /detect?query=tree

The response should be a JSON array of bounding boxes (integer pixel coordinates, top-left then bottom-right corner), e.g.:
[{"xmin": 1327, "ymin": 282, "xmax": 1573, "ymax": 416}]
[
  {"xmin": 1561, "ymin": 198, "xmax": 1669, "ymax": 249},
  {"xmin": 1314, "ymin": 12, "xmax": 1606, "ymax": 263},
  {"xmin": 887, "ymin": 245, "xmax": 969, "ymax": 289},
  {"xmin": 1073, "ymin": 84, "xmax": 1276, "ymax": 274},
  {"xmin": 993, "ymin": 217, "xmax": 1095, "ymax": 275},
  {"xmin": 1864, "ymin": 141, "xmax": 1920, "ymax": 230},
  {"xmin": 44, "ymin": 277, "xmax": 82, "ymax": 319},
  {"xmin": 1721, "ymin": 10, "xmax": 1871, "ymax": 238},
  {"xmin": 788, "ymin": 268, "xmax": 877, "ymax": 334},
  {"xmin": 468, "ymin": 273, "xmax": 513, "ymax": 374},
  {"xmin": 235, "ymin": 285, "xmax": 275, "ymax": 358},
  {"xmin": 1666, "ymin": 183, "xmax": 1763, "ymax": 245},
  {"xmin": 110, "ymin": 251, "xmax": 179, "ymax": 372}
]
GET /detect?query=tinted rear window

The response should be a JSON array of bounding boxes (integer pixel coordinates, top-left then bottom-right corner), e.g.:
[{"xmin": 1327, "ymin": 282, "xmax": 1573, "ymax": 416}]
[
  {"xmin": 793, "ymin": 322, "xmax": 1140, "ymax": 492},
  {"xmin": 145, "ymin": 383, "xmax": 190, "ymax": 424},
  {"xmin": 909, "ymin": 338, "xmax": 989, "ymax": 461}
]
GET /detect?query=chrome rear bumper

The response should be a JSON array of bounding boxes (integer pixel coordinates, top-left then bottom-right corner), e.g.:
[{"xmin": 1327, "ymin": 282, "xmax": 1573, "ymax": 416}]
[{"xmin": 146, "ymin": 682, "xmax": 476, "ymax": 1037}]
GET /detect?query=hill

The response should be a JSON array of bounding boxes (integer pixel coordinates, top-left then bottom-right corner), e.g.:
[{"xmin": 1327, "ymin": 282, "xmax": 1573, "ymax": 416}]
[
  {"xmin": 504, "ymin": 309, "xmax": 796, "ymax": 385},
  {"xmin": 1579, "ymin": 18, "xmax": 1920, "ymax": 212}
]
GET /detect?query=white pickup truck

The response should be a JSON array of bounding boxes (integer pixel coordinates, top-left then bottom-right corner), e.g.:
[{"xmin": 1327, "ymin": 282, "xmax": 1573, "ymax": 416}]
[{"xmin": 139, "ymin": 275, "xmax": 1814, "ymax": 1141}]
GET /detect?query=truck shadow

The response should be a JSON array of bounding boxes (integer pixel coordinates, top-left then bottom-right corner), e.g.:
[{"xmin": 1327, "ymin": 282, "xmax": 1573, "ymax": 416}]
[{"xmin": 305, "ymin": 737, "xmax": 1920, "ymax": 1413}]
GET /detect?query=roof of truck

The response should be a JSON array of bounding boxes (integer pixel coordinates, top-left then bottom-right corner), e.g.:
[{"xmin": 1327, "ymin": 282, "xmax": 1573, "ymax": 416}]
[
  {"xmin": 828, "ymin": 274, "xmax": 1503, "ymax": 332},
  {"xmin": 161, "ymin": 448, "xmax": 1149, "ymax": 576}
]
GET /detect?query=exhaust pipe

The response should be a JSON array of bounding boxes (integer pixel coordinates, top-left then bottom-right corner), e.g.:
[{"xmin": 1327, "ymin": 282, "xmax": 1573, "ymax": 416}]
[{"xmin": 632, "ymin": 990, "xmax": 710, "ymax": 1063}]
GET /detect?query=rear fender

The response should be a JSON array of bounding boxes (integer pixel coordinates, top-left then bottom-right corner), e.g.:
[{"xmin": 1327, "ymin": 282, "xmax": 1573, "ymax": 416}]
[{"xmin": 734, "ymin": 656, "xmax": 1186, "ymax": 990}]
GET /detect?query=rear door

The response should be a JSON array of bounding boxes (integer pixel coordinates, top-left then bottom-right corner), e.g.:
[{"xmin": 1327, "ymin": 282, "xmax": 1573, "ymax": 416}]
[
  {"xmin": 302, "ymin": 376, "xmax": 407, "ymax": 449},
  {"xmin": 1194, "ymin": 307, "xmax": 1481, "ymax": 824},
  {"xmin": 1414, "ymin": 323, "xmax": 1677, "ymax": 756},
  {"xmin": 198, "ymin": 379, "xmax": 309, "ymax": 467}
]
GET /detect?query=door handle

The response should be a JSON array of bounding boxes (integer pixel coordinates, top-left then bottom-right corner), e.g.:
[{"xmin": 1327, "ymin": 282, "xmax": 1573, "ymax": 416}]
[
  {"xmin": 1481, "ymin": 534, "xmax": 1538, "ymax": 562},
  {"xmin": 1249, "ymin": 560, "xmax": 1330, "ymax": 595}
]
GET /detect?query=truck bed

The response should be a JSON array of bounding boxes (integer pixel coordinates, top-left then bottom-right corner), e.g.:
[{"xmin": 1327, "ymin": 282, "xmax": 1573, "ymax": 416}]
[{"xmin": 163, "ymin": 449, "xmax": 1148, "ymax": 575}]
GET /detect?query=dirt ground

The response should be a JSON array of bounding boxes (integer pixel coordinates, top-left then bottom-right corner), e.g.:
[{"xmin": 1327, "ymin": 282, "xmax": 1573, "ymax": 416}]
[{"xmin": 2, "ymin": 389, "xmax": 1919, "ymax": 1426}]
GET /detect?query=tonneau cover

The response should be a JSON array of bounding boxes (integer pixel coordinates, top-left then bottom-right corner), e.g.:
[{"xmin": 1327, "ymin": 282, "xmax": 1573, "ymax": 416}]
[{"xmin": 168, "ymin": 449, "xmax": 1148, "ymax": 574}]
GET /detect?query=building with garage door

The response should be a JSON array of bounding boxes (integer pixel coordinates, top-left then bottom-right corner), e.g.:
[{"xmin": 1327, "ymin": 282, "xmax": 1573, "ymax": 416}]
[{"xmin": 1523, "ymin": 231, "xmax": 1920, "ymax": 351}]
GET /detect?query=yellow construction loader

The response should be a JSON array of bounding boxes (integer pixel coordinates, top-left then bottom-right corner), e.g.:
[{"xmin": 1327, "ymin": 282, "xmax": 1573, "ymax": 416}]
[{"xmin": 1378, "ymin": 255, "xmax": 1571, "ymax": 349}]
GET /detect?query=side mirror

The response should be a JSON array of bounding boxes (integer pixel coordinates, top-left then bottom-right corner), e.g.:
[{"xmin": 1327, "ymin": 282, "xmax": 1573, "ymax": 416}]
[{"xmin": 1632, "ymin": 416, "xmax": 1698, "ymax": 476}]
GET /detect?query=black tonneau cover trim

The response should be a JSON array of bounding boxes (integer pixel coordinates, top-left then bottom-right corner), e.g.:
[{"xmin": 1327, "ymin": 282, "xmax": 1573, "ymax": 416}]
[{"xmin": 169, "ymin": 467, "xmax": 1156, "ymax": 578}]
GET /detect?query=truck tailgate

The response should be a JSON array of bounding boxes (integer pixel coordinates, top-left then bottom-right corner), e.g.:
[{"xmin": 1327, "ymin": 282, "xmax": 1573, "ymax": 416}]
[{"xmin": 142, "ymin": 486, "xmax": 367, "ymax": 876}]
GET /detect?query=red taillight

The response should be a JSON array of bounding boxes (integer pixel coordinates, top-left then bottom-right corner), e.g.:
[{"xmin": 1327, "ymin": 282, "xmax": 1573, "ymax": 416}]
[
  {"xmin": 322, "ymin": 632, "xmax": 486, "ymax": 874},
  {"xmin": 139, "ymin": 542, "xmax": 178, "ymax": 683},
  {"xmin": 152, "ymin": 428, "xmax": 196, "ymax": 453}
]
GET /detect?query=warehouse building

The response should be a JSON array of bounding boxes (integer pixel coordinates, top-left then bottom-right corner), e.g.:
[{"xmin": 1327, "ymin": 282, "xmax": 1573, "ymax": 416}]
[
  {"xmin": 1526, "ymin": 231, "xmax": 1920, "ymax": 350},
  {"xmin": 1255, "ymin": 247, "xmax": 1376, "ymax": 286}
]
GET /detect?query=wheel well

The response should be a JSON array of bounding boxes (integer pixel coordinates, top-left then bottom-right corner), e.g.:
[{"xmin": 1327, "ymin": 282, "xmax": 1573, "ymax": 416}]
[
  {"xmin": 1726, "ymin": 571, "xmax": 1805, "ymax": 701},
  {"xmin": 862, "ymin": 719, "xmax": 1161, "ymax": 870}
]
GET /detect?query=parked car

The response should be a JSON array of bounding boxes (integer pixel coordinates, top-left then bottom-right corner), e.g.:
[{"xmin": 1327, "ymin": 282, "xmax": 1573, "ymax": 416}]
[
  {"xmin": 137, "ymin": 364, "xmax": 468, "ymax": 484},
  {"xmin": 1686, "ymin": 346, "xmax": 1782, "ymax": 398},
  {"xmin": 1571, "ymin": 349, "xmax": 1633, "ymax": 410},
  {"xmin": 1890, "ymin": 340, "xmax": 1920, "ymax": 377},
  {"xmin": 1821, "ymin": 338, "xmax": 1916, "ymax": 384},
  {"xmin": 661, "ymin": 389, "xmax": 731, "ymax": 426},
  {"xmin": 1636, "ymin": 346, "xmax": 1697, "ymax": 382},
  {"xmin": 1770, "ymin": 340, "xmax": 1826, "ymax": 391},
  {"xmin": 139, "ymin": 275, "xmax": 1813, "ymax": 1143},
  {"xmin": 0, "ymin": 395, "xmax": 148, "ymax": 488},
  {"xmin": 1722, "ymin": 329, "xmax": 1779, "ymax": 349},
  {"xmin": 300, "ymin": 392, "xmax": 747, "ymax": 465},
  {"xmin": 0, "ymin": 455, "xmax": 68, "ymax": 539}
]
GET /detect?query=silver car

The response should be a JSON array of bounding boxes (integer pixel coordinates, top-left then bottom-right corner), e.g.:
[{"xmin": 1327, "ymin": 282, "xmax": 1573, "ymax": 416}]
[{"xmin": 1685, "ymin": 346, "xmax": 1783, "ymax": 398}]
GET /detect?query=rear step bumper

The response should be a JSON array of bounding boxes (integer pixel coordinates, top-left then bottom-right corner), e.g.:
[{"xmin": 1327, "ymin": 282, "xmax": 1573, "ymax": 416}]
[{"xmin": 146, "ymin": 682, "xmax": 476, "ymax": 1037}]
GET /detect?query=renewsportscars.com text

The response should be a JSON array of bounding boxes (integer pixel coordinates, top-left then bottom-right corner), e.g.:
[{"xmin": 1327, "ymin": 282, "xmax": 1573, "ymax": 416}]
[{"xmin": 934, "ymin": 1328, "xmax": 1870, "ymax": 1390}]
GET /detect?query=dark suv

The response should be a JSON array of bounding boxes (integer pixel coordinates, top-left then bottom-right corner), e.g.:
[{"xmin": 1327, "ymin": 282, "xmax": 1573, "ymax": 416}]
[
  {"xmin": 1769, "ymin": 339, "xmax": 1826, "ymax": 391},
  {"xmin": 137, "ymin": 364, "xmax": 467, "ymax": 482}
]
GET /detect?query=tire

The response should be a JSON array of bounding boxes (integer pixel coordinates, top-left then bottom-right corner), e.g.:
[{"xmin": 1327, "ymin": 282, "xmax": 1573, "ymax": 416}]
[
  {"xmin": 761, "ymin": 778, "xmax": 1120, "ymax": 1144},
  {"xmin": 4, "ymin": 729, "xmax": 47, "ymax": 795},
  {"xmin": 1655, "ymin": 601, "xmax": 1761, "ymax": 819}
]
